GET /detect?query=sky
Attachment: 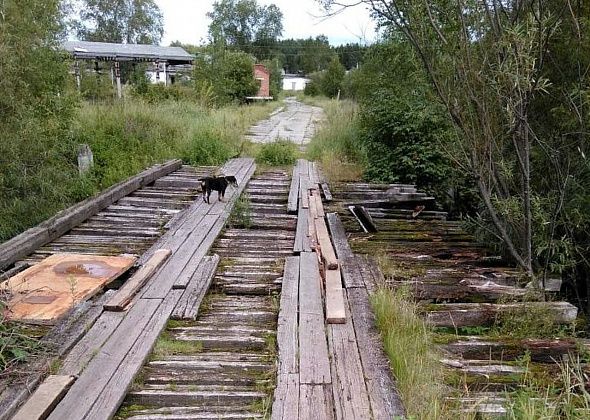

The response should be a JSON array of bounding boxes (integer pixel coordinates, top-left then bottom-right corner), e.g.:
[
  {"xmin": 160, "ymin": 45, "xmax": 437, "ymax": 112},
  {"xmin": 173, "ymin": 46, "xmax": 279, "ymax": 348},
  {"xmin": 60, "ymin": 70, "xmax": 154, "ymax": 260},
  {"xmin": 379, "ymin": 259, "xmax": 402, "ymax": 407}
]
[{"xmin": 154, "ymin": 0, "xmax": 378, "ymax": 46}]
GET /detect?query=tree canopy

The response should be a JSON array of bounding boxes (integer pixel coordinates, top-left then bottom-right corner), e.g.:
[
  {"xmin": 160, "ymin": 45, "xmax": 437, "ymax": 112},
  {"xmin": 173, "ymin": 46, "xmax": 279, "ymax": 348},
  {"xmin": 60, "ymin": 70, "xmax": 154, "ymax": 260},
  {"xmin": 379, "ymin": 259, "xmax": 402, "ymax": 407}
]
[
  {"xmin": 207, "ymin": 0, "xmax": 283, "ymax": 57},
  {"xmin": 73, "ymin": 0, "xmax": 163, "ymax": 44}
]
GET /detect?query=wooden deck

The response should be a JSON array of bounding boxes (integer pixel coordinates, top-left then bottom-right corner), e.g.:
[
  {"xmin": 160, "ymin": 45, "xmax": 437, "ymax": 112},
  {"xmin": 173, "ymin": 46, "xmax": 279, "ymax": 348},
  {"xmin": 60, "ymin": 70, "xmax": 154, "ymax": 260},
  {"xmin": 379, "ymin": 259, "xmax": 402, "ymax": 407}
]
[{"xmin": 4, "ymin": 158, "xmax": 406, "ymax": 420}]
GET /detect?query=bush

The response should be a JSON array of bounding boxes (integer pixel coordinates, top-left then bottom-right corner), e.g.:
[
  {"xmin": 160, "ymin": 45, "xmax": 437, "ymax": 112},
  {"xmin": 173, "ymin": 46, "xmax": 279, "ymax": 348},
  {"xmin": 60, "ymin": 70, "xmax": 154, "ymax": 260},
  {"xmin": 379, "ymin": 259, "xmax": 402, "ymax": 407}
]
[{"xmin": 256, "ymin": 140, "xmax": 298, "ymax": 166}]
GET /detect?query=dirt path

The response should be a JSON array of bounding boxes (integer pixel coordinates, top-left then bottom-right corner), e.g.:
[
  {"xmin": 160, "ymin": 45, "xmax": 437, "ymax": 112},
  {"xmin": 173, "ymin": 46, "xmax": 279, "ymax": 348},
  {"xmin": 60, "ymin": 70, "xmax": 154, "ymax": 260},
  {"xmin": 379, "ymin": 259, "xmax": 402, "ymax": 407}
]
[{"xmin": 246, "ymin": 97, "xmax": 324, "ymax": 147}]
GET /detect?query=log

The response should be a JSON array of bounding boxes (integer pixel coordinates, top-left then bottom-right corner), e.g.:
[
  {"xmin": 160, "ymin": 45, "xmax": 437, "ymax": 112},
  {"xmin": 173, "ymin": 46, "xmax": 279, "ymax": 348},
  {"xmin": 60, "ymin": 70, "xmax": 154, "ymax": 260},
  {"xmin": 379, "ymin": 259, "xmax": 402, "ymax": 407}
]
[
  {"xmin": 441, "ymin": 336, "xmax": 578, "ymax": 363},
  {"xmin": 12, "ymin": 375, "xmax": 75, "ymax": 420},
  {"xmin": 104, "ymin": 249, "xmax": 171, "ymax": 311},
  {"xmin": 0, "ymin": 160, "xmax": 182, "ymax": 271},
  {"xmin": 425, "ymin": 302, "xmax": 578, "ymax": 327}
]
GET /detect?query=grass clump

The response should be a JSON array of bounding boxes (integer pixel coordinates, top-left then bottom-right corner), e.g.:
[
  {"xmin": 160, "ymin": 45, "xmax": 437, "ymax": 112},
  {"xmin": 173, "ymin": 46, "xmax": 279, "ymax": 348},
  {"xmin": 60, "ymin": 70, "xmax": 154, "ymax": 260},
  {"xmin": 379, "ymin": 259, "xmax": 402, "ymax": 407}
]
[
  {"xmin": 305, "ymin": 99, "xmax": 365, "ymax": 182},
  {"xmin": 255, "ymin": 139, "xmax": 298, "ymax": 166},
  {"xmin": 151, "ymin": 332, "xmax": 202, "ymax": 359},
  {"xmin": 371, "ymin": 286, "xmax": 451, "ymax": 419},
  {"xmin": 229, "ymin": 193, "xmax": 252, "ymax": 229},
  {"xmin": 0, "ymin": 315, "xmax": 45, "ymax": 377}
]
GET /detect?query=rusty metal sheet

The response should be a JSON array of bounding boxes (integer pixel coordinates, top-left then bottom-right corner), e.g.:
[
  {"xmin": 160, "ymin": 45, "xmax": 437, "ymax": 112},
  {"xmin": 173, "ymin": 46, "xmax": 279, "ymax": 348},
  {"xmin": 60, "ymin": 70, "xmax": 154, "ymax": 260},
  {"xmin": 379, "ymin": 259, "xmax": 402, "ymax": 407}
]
[{"xmin": 1, "ymin": 253, "xmax": 136, "ymax": 325}]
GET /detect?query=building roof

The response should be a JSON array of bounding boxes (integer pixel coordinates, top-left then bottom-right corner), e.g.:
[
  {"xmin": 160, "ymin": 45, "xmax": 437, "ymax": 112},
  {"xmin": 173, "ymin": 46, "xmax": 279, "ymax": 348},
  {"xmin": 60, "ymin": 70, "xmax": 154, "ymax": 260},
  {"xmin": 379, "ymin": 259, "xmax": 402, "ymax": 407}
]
[{"xmin": 62, "ymin": 41, "xmax": 194, "ymax": 64}]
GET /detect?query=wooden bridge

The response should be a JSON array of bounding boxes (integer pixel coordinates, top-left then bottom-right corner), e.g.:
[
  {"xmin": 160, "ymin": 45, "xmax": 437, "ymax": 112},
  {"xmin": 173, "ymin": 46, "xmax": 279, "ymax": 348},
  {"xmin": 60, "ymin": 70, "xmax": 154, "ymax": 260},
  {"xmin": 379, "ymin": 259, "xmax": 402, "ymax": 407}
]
[{"xmin": 0, "ymin": 157, "xmax": 583, "ymax": 419}]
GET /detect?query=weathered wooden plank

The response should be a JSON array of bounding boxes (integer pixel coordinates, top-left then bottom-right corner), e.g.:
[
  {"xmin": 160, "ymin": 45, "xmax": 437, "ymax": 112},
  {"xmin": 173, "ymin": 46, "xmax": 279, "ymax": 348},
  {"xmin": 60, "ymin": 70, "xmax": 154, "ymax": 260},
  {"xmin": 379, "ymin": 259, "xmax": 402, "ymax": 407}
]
[
  {"xmin": 47, "ymin": 298, "xmax": 161, "ymax": 420},
  {"xmin": 287, "ymin": 166, "xmax": 300, "ymax": 214},
  {"xmin": 104, "ymin": 249, "xmax": 171, "ymax": 311},
  {"xmin": 12, "ymin": 375, "xmax": 75, "ymax": 420},
  {"xmin": 0, "ymin": 160, "xmax": 182, "ymax": 271},
  {"xmin": 299, "ymin": 177, "xmax": 310, "ymax": 209},
  {"xmin": 340, "ymin": 255, "xmax": 365, "ymax": 289},
  {"xmin": 271, "ymin": 373, "xmax": 299, "ymax": 420},
  {"xmin": 325, "ymin": 269, "xmax": 345, "ymax": 324},
  {"xmin": 326, "ymin": 213, "xmax": 353, "ymax": 260},
  {"xmin": 299, "ymin": 252, "xmax": 331, "ymax": 385},
  {"xmin": 299, "ymin": 384, "xmax": 334, "ymax": 420},
  {"xmin": 293, "ymin": 208, "xmax": 310, "ymax": 254},
  {"xmin": 442, "ymin": 336, "xmax": 578, "ymax": 363},
  {"xmin": 321, "ymin": 182, "xmax": 333, "ymax": 202},
  {"xmin": 59, "ymin": 311, "xmax": 125, "ymax": 376},
  {"xmin": 328, "ymin": 299, "xmax": 372, "ymax": 419},
  {"xmin": 425, "ymin": 302, "xmax": 578, "ymax": 327},
  {"xmin": 314, "ymin": 192, "xmax": 325, "ymax": 218},
  {"xmin": 347, "ymin": 287, "xmax": 406, "ymax": 419},
  {"xmin": 172, "ymin": 255, "xmax": 220, "ymax": 320},
  {"xmin": 314, "ymin": 217, "xmax": 338, "ymax": 270},
  {"xmin": 277, "ymin": 256, "xmax": 299, "ymax": 374},
  {"xmin": 84, "ymin": 290, "xmax": 184, "ymax": 420}
]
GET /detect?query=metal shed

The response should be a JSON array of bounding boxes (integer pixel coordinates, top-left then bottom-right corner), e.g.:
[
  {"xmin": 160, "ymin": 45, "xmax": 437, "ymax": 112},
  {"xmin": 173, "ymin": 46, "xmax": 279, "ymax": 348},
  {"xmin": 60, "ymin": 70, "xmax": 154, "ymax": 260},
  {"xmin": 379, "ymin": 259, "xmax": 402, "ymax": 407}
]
[{"xmin": 62, "ymin": 41, "xmax": 195, "ymax": 97}]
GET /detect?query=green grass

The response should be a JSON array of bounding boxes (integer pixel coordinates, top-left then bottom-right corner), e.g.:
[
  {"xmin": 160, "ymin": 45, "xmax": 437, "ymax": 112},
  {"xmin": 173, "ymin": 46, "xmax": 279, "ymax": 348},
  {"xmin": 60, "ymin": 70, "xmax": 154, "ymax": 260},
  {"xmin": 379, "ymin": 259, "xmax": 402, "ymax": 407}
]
[
  {"xmin": 305, "ymin": 99, "xmax": 365, "ymax": 182},
  {"xmin": 0, "ymin": 99, "xmax": 277, "ymax": 242},
  {"xmin": 371, "ymin": 286, "xmax": 453, "ymax": 419},
  {"xmin": 229, "ymin": 193, "xmax": 252, "ymax": 229},
  {"xmin": 255, "ymin": 139, "xmax": 299, "ymax": 166}
]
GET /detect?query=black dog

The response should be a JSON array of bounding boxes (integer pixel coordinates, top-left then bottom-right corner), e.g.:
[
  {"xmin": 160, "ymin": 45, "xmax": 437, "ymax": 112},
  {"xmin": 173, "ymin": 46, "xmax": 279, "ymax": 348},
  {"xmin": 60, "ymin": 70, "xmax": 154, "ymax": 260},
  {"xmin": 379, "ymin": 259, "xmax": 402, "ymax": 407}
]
[{"xmin": 200, "ymin": 175, "xmax": 238, "ymax": 204}]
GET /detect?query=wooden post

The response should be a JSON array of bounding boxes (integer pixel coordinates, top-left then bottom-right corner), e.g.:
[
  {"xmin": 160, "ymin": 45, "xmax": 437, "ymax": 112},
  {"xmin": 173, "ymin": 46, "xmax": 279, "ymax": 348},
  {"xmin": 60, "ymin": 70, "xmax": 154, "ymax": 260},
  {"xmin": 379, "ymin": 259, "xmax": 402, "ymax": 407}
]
[
  {"xmin": 155, "ymin": 59, "xmax": 160, "ymax": 82},
  {"xmin": 164, "ymin": 62, "xmax": 168, "ymax": 86},
  {"xmin": 74, "ymin": 60, "xmax": 81, "ymax": 92},
  {"xmin": 77, "ymin": 144, "xmax": 94, "ymax": 176},
  {"xmin": 114, "ymin": 61, "xmax": 122, "ymax": 99}
]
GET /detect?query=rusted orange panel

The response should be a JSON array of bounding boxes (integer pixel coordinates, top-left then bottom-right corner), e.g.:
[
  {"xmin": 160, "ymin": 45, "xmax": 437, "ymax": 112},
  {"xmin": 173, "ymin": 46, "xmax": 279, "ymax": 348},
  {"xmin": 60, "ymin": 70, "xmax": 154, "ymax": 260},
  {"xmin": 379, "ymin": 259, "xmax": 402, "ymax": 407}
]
[{"xmin": 1, "ymin": 253, "xmax": 136, "ymax": 324}]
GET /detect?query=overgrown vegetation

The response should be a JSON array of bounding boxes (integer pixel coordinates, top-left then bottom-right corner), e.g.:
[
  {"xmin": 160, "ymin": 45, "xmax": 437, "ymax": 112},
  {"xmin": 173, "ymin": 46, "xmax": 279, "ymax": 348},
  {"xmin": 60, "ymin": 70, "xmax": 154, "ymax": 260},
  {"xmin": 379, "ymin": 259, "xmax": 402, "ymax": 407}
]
[
  {"xmin": 371, "ymin": 287, "xmax": 451, "ymax": 419},
  {"xmin": 255, "ymin": 140, "xmax": 298, "ymax": 167}
]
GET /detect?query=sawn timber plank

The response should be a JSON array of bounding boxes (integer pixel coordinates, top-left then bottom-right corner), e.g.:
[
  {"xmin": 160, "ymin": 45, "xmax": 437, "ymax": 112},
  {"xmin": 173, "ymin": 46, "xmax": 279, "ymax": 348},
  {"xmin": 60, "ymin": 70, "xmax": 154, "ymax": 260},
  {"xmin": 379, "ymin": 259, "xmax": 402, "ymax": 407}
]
[
  {"xmin": 172, "ymin": 255, "xmax": 220, "ymax": 320},
  {"xmin": 299, "ymin": 252, "xmax": 331, "ymax": 385},
  {"xmin": 277, "ymin": 256, "xmax": 299, "ymax": 374}
]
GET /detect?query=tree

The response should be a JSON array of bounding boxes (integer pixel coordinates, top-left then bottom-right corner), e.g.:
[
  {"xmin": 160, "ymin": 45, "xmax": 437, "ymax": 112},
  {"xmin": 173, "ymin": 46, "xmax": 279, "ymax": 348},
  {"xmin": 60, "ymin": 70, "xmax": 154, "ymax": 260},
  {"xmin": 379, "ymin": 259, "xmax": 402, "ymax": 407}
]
[
  {"xmin": 207, "ymin": 0, "xmax": 283, "ymax": 58},
  {"xmin": 321, "ymin": 0, "xmax": 565, "ymax": 279},
  {"xmin": 193, "ymin": 50, "xmax": 258, "ymax": 104},
  {"xmin": 0, "ymin": 0, "xmax": 81, "ymax": 240},
  {"xmin": 74, "ymin": 0, "xmax": 163, "ymax": 44},
  {"xmin": 320, "ymin": 55, "xmax": 345, "ymax": 98}
]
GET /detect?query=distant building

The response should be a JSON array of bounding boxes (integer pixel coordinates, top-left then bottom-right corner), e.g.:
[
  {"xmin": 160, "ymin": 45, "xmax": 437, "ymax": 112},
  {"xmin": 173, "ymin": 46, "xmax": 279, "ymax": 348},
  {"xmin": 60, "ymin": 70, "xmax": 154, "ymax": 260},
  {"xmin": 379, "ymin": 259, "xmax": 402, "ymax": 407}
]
[
  {"xmin": 62, "ymin": 40, "xmax": 194, "ymax": 97},
  {"xmin": 282, "ymin": 74, "xmax": 310, "ymax": 91},
  {"xmin": 254, "ymin": 64, "xmax": 271, "ymax": 97}
]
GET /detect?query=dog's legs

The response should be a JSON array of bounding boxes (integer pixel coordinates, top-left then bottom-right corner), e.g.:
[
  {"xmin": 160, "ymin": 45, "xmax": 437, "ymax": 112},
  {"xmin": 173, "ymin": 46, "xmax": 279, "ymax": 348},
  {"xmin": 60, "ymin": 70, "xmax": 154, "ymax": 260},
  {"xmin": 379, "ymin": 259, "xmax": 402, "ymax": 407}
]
[{"xmin": 206, "ymin": 190, "xmax": 211, "ymax": 204}]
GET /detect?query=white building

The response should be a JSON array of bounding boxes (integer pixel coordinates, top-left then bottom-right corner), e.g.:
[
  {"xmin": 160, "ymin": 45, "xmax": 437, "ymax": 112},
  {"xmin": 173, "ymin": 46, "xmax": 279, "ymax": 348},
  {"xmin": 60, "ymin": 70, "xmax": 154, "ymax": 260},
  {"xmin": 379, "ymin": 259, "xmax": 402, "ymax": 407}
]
[{"xmin": 282, "ymin": 74, "xmax": 310, "ymax": 91}]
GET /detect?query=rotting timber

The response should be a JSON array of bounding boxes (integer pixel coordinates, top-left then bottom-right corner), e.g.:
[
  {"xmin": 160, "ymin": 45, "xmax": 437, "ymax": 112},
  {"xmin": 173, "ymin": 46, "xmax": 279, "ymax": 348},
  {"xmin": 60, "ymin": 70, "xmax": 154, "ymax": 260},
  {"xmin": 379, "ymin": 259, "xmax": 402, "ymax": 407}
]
[
  {"xmin": 0, "ymin": 158, "xmax": 254, "ymax": 419},
  {"xmin": 326, "ymin": 181, "xmax": 588, "ymax": 416}
]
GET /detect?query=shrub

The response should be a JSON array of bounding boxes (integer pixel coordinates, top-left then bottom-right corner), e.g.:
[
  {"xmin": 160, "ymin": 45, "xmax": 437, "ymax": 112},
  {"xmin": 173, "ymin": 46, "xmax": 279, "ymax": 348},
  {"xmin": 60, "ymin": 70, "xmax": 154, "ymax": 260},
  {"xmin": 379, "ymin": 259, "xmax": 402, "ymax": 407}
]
[{"xmin": 256, "ymin": 140, "xmax": 298, "ymax": 166}]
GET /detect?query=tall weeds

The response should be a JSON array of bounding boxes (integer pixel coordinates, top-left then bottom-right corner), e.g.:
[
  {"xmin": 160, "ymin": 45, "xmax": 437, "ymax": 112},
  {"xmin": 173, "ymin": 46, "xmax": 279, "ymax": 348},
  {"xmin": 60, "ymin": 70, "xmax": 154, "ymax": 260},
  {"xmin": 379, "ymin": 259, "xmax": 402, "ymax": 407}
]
[{"xmin": 0, "ymin": 100, "xmax": 276, "ymax": 242}]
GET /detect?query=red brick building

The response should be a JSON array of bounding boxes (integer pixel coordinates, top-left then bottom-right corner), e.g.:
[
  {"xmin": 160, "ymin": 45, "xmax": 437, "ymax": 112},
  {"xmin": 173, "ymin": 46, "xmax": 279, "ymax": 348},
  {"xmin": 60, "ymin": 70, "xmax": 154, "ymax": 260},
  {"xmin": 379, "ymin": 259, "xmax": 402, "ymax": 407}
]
[{"xmin": 254, "ymin": 64, "xmax": 271, "ymax": 98}]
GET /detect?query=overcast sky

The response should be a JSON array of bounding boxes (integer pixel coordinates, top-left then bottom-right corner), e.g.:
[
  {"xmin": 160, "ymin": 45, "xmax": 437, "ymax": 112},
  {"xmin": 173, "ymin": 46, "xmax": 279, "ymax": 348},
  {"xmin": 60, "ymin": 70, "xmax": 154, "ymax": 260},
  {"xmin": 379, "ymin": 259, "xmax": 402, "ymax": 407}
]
[{"xmin": 154, "ymin": 0, "xmax": 378, "ymax": 46}]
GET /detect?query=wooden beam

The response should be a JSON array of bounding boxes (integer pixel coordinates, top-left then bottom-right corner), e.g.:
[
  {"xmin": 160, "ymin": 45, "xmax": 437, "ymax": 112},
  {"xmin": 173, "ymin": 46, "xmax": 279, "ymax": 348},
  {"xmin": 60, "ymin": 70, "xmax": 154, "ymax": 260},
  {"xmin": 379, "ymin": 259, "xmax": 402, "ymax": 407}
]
[
  {"xmin": 347, "ymin": 288, "xmax": 406, "ymax": 418},
  {"xmin": 327, "ymin": 299, "xmax": 372, "ymax": 419},
  {"xmin": 0, "ymin": 160, "xmax": 182, "ymax": 271},
  {"xmin": 271, "ymin": 373, "xmax": 299, "ymax": 420},
  {"xmin": 314, "ymin": 217, "xmax": 338, "ymax": 270},
  {"xmin": 325, "ymin": 213, "xmax": 353, "ymax": 260},
  {"xmin": 425, "ymin": 302, "xmax": 579, "ymax": 327},
  {"xmin": 277, "ymin": 256, "xmax": 299, "ymax": 374},
  {"xmin": 299, "ymin": 252, "xmax": 331, "ymax": 385},
  {"xmin": 299, "ymin": 384, "xmax": 334, "ymax": 420},
  {"xmin": 12, "ymin": 375, "xmax": 75, "ymax": 420},
  {"xmin": 104, "ymin": 249, "xmax": 171, "ymax": 311},
  {"xmin": 171, "ymin": 255, "xmax": 219, "ymax": 320},
  {"xmin": 325, "ymin": 269, "xmax": 345, "ymax": 324},
  {"xmin": 287, "ymin": 166, "xmax": 299, "ymax": 214}
]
